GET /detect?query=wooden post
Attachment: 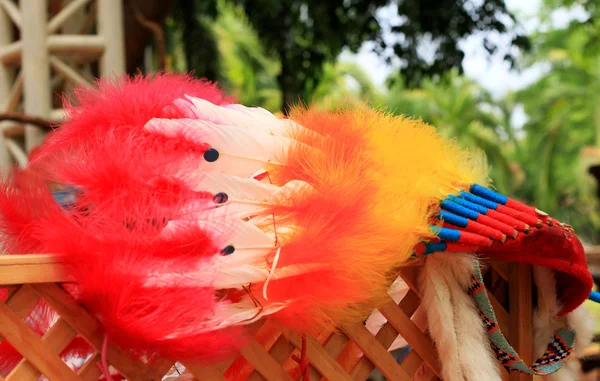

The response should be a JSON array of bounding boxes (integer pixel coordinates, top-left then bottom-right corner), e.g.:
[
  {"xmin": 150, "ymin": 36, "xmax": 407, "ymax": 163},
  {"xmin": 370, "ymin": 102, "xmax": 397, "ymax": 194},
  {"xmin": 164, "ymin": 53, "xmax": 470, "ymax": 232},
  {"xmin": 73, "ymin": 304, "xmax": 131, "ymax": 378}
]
[
  {"xmin": 0, "ymin": 2, "xmax": 14, "ymax": 166},
  {"xmin": 509, "ymin": 263, "xmax": 534, "ymax": 381},
  {"xmin": 97, "ymin": 0, "xmax": 125, "ymax": 77},
  {"xmin": 21, "ymin": 0, "xmax": 51, "ymax": 153}
]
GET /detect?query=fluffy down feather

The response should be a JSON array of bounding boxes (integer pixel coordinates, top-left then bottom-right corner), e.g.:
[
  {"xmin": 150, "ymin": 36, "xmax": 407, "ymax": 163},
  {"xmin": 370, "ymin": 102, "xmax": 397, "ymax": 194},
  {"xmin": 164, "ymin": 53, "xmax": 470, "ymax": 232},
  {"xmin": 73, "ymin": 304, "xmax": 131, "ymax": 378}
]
[
  {"xmin": 253, "ymin": 108, "xmax": 487, "ymax": 330},
  {"xmin": 0, "ymin": 74, "xmax": 244, "ymax": 364},
  {"xmin": 419, "ymin": 254, "xmax": 500, "ymax": 381}
]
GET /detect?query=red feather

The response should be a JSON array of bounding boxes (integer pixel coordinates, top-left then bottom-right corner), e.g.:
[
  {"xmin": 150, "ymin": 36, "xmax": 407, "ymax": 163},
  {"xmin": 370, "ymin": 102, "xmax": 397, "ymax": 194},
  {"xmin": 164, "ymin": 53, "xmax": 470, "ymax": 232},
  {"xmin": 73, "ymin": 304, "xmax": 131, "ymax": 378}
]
[{"xmin": 0, "ymin": 74, "xmax": 245, "ymax": 368}]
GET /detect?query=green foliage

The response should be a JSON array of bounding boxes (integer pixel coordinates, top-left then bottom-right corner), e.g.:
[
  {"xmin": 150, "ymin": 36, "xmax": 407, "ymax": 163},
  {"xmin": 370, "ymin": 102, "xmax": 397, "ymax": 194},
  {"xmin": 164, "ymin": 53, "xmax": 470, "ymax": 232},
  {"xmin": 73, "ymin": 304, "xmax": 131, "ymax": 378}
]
[
  {"xmin": 165, "ymin": 0, "xmax": 529, "ymax": 112},
  {"xmin": 513, "ymin": 5, "xmax": 600, "ymax": 242},
  {"xmin": 309, "ymin": 61, "xmax": 384, "ymax": 109},
  {"xmin": 206, "ymin": 0, "xmax": 282, "ymax": 110},
  {"xmin": 167, "ymin": 1, "xmax": 220, "ymax": 81}
]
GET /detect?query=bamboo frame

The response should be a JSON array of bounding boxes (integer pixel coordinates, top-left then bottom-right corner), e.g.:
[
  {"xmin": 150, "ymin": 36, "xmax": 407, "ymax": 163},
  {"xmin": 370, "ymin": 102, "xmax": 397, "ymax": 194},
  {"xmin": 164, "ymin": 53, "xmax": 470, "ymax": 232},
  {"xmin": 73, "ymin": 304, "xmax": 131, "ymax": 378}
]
[
  {"xmin": 0, "ymin": 0, "xmax": 15, "ymax": 167},
  {"xmin": 0, "ymin": 0, "xmax": 125, "ymax": 165},
  {"xmin": 0, "ymin": 255, "xmax": 534, "ymax": 381}
]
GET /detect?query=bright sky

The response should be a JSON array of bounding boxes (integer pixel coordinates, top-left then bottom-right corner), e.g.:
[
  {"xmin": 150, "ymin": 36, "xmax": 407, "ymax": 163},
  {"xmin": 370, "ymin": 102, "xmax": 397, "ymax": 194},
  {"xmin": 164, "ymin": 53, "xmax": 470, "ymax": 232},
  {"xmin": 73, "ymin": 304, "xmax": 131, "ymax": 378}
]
[{"xmin": 340, "ymin": 0, "xmax": 587, "ymax": 99}]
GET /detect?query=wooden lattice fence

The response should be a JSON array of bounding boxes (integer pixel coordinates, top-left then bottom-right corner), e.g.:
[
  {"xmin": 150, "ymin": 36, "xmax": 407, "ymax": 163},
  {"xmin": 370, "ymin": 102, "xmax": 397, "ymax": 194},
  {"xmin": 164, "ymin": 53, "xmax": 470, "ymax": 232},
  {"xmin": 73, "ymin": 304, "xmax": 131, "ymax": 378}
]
[{"xmin": 0, "ymin": 255, "xmax": 533, "ymax": 381}]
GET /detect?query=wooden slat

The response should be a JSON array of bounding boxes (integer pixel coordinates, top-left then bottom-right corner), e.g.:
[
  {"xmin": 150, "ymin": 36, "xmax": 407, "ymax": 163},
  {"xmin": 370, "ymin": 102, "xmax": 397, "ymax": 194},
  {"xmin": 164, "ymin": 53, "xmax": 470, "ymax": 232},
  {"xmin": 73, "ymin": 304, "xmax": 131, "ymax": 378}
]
[
  {"xmin": 0, "ymin": 255, "xmax": 68, "ymax": 285},
  {"xmin": 269, "ymin": 335, "xmax": 297, "ymax": 365},
  {"xmin": 282, "ymin": 324, "xmax": 336, "ymax": 381},
  {"xmin": 5, "ymin": 285, "xmax": 40, "ymax": 318},
  {"xmin": 0, "ymin": 284, "xmax": 40, "ymax": 350},
  {"xmin": 240, "ymin": 337, "xmax": 294, "ymax": 381},
  {"xmin": 341, "ymin": 323, "xmax": 410, "ymax": 381},
  {"xmin": 185, "ymin": 363, "xmax": 228, "ymax": 381},
  {"xmin": 349, "ymin": 289, "xmax": 423, "ymax": 380},
  {"xmin": 225, "ymin": 320, "xmax": 285, "ymax": 380},
  {"xmin": 509, "ymin": 263, "xmax": 533, "ymax": 381},
  {"xmin": 349, "ymin": 324, "xmax": 396, "ymax": 380},
  {"xmin": 0, "ymin": 254, "xmax": 61, "ymax": 265},
  {"xmin": 77, "ymin": 353, "xmax": 103, "ymax": 381},
  {"xmin": 322, "ymin": 332, "xmax": 349, "ymax": 360},
  {"xmin": 0, "ymin": 285, "xmax": 40, "ymax": 347},
  {"xmin": 7, "ymin": 318, "xmax": 77, "ymax": 381},
  {"xmin": 319, "ymin": 333, "xmax": 349, "ymax": 381},
  {"xmin": 5, "ymin": 358, "xmax": 39, "ymax": 380},
  {"xmin": 0, "ymin": 301, "xmax": 82, "ymax": 381},
  {"xmin": 149, "ymin": 359, "xmax": 176, "ymax": 380},
  {"xmin": 279, "ymin": 327, "xmax": 352, "ymax": 381},
  {"xmin": 0, "ymin": 256, "xmax": 541, "ymax": 381},
  {"xmin": 401, "ymin": 350, "xmax": 424, "ymax": 377},
  {"xmin": 398, "ymin": 289, "xmax": 421, "ymax": 316},
  {"xmin": 378, "ymin": 296, "xmax": 441, "ymax": 378},
  {"xmin": 489, "ymin": 261, "xmax": 510, "ymax": 282},
  {"xmin": 398, "ymin": 268, "xmax": 422, "ymax": 297},
  {"xmin": 31, "ymin": 283, "xmax": 154, "ymax": 381},
  {"xmin": 42, "ymin": 318, "xmax": 78, "ymax": 354}
]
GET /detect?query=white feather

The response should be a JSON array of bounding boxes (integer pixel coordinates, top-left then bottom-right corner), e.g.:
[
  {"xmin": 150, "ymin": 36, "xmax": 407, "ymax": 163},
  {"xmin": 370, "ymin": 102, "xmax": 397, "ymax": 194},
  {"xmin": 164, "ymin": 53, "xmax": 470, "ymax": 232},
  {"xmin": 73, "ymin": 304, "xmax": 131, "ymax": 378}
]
[
  {"xmin": 444, "ymin": 255, "xmax": 501, "ymax": 381},
  {"xmin": 225, "ymin": 103, "xmax": 280, "ymax": 119},
  {"xmin": 162, "ymin": 296, "xmax": 288, "ymax": 337},
  {"xmin": 568, "ymin": 305, "xmax": 594, "ymax": 358},
  {"xmin": 145, "ymin": 262, "xmax": 322, "ymax": 290},
  {"xmin": 420, "ymin": 254, "xmax": 462, "ymax": 381},
  {"xmin": 184, "ymin": 172, "xmax": 280, "ymax": 200},
  {"xmin": 173, "ymin": 179, "xmax": 313, "ymax": 225},
  {"xmin": 420, "ymin": 253, "xmax": 500, "ymax": 381},
  {"xmin": 144, "ymin": 118, "xmax": 292, "ymax": 177},
  {"xmin": 181, "ymin": 96, "xmax": 290, "ymax": 136},
  {"xmin": 144, "ymin": 96, "xmax": 328, "ymax": 330},
  {"xmin": 533, "ymin": 267, "xmax": 595, "ymax": 381},
  {"xmin": 161, "ymin": 218, "xmax": 275, "ymax": 265},
  {"xmin": 175, "ymin": 96, "xmax": 321, "ymax": 143}
]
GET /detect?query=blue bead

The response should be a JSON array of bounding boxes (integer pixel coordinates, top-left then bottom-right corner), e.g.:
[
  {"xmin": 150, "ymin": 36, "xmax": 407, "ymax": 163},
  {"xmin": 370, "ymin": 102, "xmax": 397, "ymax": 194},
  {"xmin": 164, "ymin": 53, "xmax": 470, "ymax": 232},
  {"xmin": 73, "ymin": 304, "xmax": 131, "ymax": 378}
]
[
  {"xmin": 459, "ymin": 191, "xmax": 498, "ymax": 210},
  {"xmin": 440, "ymin": 200, "xmax": 479, "ymax": 220},
  {"xmin": 439, "ymin": 210, "xmax": 469, "ymax": 228},
  {"xmin": 469, "ymin": 184, "xmax": 508, "ymax": 205},
  {"xmin": 433, "ymin": 227, "xmax": 461, "ymax": 242},
  {"xmin": 203, "ymin": 148, "xmax": 220, "ymax": 162},
  {"xmin": 424, "ymin": 241, "xmax": 448, "ymax": 254},
  {"xmin": 448, "ymin": 195, "xmax": 489, "ymax": 215},
  {"xmin": 589, "ymin": 290, "xmax": 600, "ymax": 304}
]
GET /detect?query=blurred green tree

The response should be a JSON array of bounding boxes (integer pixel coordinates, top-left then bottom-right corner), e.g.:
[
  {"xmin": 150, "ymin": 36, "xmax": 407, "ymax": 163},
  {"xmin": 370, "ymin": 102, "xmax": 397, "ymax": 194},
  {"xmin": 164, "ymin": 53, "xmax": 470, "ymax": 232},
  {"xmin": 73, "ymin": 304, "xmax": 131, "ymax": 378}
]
[
  {"xmin": 309, "ymin": 61, "xmax": 383, "ymax": 109},
  {"xmin": 163, "ymin": 0, "xmax": 528, "ymax": 113},
  {"xmin": 514, "ymin": 0, "xmax": 600, "ymax": 241},
  {"xmin": 206, "ymin": 0, "xmax": 282, "ymax": 110}
]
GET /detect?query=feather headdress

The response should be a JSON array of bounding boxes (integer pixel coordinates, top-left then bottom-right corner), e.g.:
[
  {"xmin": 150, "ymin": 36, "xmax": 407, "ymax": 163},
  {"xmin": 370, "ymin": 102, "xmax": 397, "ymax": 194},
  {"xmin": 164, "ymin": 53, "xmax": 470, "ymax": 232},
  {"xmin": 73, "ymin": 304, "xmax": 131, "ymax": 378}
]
[
  {"xmin": 0, "ymin": 74, "xmax": 593, "ymax": 377},
  {"xmin": 0, "ymin": 74, "xmax": 486, "ymax": 364}
]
